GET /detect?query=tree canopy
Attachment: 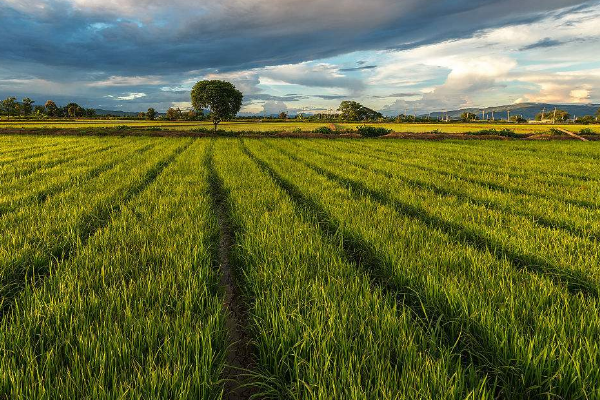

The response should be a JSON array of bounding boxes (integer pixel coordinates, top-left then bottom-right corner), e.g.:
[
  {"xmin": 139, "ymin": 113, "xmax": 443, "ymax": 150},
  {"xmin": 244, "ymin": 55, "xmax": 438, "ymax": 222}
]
[
  {"xmin": 191, "ymin": 80, "xmax": 243, "ymax": 131},
  {"xmin": 338, "ymin": 101, "xmax": 382, "ymax": 121},
  {"xmin": 166, "ymin": 107, "xmax": 182, "ymax": 121},
  {"xmin": 535, "ymin": 109, "xmax": 569, "ymax": 122},
  {"xmin": 1, "ymin": 97, "xmax": 17, "ymax": 120},
  {"xmin": 461, "ymin": 112, "xmax": 478, "ymax": 122},
  {"xmin": 21, "ymin": 98, "xmax": 34, "ymax": 116},
  {"xmin": 146, "ymin": 108, "xmax": 157, "ymax": 120},
  {"xmin": 45, "ymin": 100, "xmax": 59, "ymax": 117}
]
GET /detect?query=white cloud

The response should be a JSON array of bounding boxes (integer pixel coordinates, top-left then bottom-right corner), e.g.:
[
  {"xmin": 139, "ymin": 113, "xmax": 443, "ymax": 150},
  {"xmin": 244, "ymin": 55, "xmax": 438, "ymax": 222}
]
[
  {"xmin": 88, "ymin": 76, "xmax": 165, "ymax": 87},
  {"xmin": 261, "ymin": 101, "xmax": 288, "ymax": 115},
  {"xmin": 116, "ymin": 92, "xmax": 146, "ymax": 100}
]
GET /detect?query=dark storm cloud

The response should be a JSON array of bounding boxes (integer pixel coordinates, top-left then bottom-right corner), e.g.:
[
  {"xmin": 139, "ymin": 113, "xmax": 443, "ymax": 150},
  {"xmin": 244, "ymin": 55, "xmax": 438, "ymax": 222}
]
[
  {"xmin": 312, "ymin": 95, "xmax": 349, "ymax": 100},
  {"xmin": 0, "ymin": 0, "xmax": 594, "ymax": 76},
  {"xmin": 0, "ymin": 0, "xmax": 597, "ymax": 111},
  {"xmin": 520, "ymin": 38, "xmax": 564, "ymax": 50},
  {"xmin": 245, "ymin": 94, "xmax": 307, "ymax": 102},
  {"xmin": 339, "ymin": 65, "xmax": 377, "ymax": 72}
]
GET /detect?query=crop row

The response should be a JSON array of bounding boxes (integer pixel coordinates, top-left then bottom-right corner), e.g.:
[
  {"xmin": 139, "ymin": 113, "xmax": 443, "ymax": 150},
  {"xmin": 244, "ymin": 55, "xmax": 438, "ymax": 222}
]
[{"xmin": 0, "ymin": 137, "xmax": 598, "ymax": 399}]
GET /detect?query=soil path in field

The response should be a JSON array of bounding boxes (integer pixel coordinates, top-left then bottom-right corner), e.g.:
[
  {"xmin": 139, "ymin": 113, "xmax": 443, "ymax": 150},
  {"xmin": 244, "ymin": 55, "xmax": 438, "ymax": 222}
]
[
  {"xmin": 205, "ymin": 143, "xmax": 257, "ymax": 400},
  {"xmin": 554, "ymin": 128, "xmax": 589, "ymax": 141}
]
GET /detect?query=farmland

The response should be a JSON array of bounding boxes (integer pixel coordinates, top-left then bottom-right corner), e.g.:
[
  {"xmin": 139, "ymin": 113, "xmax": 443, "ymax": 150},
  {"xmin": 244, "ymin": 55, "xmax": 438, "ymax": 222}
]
[
  {"xmin": 1, "ymin": 136, "xmax": 600, "ymax": 399},
  {"xmin": 1, "ymin": 119, "xmax": 600, "ymax": 135}
]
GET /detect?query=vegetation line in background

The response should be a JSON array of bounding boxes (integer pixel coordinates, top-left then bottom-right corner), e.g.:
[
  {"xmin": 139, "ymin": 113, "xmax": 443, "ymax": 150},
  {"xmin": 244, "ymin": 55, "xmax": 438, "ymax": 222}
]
[
  {"xmin": 204, "ymin": 140, "xmax": 257, "ymax": 400},
  {"xmin": 0, "ymin": 141, "xmax": 193, "ymax": 320},
  {"xmin": 267, "ymin": 142, "xmax": 598, "ymax": 298}
]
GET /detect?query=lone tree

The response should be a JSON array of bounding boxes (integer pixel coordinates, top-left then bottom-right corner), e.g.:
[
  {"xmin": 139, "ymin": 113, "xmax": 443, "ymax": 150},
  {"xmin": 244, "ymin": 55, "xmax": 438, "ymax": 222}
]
[
  {"xmin": 191, "ymin": 80, "xmax": 243, "ymax": 132},
  {"xmin": 338, "ymin": 101, "xmax": 382, "ymax": 121}
]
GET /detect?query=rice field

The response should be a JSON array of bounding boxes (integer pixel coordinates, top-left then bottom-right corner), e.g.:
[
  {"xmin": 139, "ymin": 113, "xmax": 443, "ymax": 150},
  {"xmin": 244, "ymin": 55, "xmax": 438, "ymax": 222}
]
[
  {"xmin": 0, "ymin": 135, "xmax": 599, "ymax": 399},
  {"xmin": 1, "ymin": 119, "xmax": 599, "ymax": 134}
]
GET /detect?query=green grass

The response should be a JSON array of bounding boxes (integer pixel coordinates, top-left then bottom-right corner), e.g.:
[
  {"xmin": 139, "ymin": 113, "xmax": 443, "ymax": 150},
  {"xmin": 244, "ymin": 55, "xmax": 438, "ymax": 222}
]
[
  {"xmin": 1, "ymin": 119, "xmax": 599, "ymax": 134},
  {"xmin": 0, "ymin": 136, "xmax": 599, "ymax": 399}
]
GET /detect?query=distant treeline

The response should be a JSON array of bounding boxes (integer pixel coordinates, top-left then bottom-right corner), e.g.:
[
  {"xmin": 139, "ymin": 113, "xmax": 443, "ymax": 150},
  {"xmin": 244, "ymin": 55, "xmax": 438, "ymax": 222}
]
[{"xmin": 2, "ymin": 96, "xmax": 600, "ymax": 123}]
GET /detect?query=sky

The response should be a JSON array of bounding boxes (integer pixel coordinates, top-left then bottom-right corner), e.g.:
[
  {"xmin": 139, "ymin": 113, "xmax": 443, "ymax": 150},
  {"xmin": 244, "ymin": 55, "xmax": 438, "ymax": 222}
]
[{"xmin": 0, "ymin": 0, "xmax": 599, "ymax": 115}]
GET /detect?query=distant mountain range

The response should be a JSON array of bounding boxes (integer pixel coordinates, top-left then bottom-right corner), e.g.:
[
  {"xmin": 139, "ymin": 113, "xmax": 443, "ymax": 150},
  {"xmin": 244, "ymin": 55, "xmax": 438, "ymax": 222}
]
[
  {"xmin": 427, "ymin": 103, "xmax": 599, "ymax": 120},
  {"xmin": 94, "ymin": 109, "xmax": 147, "ymax": 117}
]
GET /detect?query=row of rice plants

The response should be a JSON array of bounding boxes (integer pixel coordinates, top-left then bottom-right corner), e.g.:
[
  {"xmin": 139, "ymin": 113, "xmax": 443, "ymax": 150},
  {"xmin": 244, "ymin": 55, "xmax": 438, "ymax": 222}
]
[
  {"xmin": 298, "ymin": 140, "xmax": 600, "ymax": 289},
  {"xmin": 340, "ymin": 140, "xmax": 600, "ymax": 207},
  {"xmin": 0, "ymin": 136, "xmax": 95, "ymax": 161},
  {"xmin": 212, "ymin": 139, "xmax": 493, "ymax": 399},
  {"xmin": 297, "ymin": 139, "xmax": 600, "ymax": 242},
  {"xmin": 0, "ymin": 136, "xmax": 82, "ymax": 159},
  {"xmin": 0, "ymin": 139, "xmax": 150, "ymax": 210},
  {"xmin": 0, "ymin": 140, "xmax": 129, "ymax": 183},
  {"xmin": 247, "ymin": 139, "xmax": 600, "ymax": 399},
  {"xmin": 364, "ymin": 140, "xmax": 600, "ymax": 181},
  {"xmin": 0, "ymin": 140, "xmax": 227, "ymax": 398},
  {"xmin": 0, "ymin": 141, "xmax": 101, "ymax": 179},
  {"xmin": 0, "ymin": 139, "xmax": 190, "ymax": 317}
]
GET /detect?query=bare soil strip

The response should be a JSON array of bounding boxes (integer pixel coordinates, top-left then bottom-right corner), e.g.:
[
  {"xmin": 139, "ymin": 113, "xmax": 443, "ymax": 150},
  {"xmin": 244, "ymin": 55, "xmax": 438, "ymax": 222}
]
[
  {"xmin": 205, "ymin": 143, "xmax": 257, "ymax": 400},
  {"xmin": 554, "ymin": 128, "xmax": 589, "ymax": 142}
]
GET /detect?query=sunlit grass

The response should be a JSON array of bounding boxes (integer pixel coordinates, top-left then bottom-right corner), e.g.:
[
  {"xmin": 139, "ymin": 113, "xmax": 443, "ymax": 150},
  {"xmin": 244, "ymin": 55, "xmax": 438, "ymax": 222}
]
[{"xmin": 0, "ymin": 136, "xmax": 599, "ymax": 399}]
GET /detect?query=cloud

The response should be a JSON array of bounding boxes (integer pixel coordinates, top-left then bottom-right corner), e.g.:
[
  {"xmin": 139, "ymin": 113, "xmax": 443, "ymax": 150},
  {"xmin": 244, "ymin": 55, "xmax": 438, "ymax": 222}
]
[
  {"xmin": 116, "ymin": 92, "xmax": 146, "ymax": 100},
  {"xmin": 514, "ymin": 69, "xmax": 600, "ymax": 103},
  {"xmin": 88, "ymin": 76, "xmax": 165, "ymax": 87},
  {"xmin": 520, "ymin": 38, "xmax": 564, "ymax": 50},
  {"xmin": 339, "ymin": 65, "xmax": 377, "ymax": 72},
  {"xmin": 245, "ymin": 94, "xmax": 306, "ymax": 102},
  {"xmin": 0, "ymin": 0, "xmax": 591, "ymax": 76},
  {"xmin": 262, "ymin": 64, "xmax": 365, "ymax": 92},
  {"xmin": 0, "ymin": 0, "xmax": 598, "ymax": 113},
  {"xmin": 261, "ymin": 101, "xmax": 288, "ymax": 115}
]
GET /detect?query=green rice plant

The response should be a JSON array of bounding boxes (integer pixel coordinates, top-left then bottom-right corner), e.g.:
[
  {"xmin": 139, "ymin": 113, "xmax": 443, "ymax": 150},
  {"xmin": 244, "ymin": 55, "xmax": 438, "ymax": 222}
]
[
  {"xmin": 212, "ymin": 138, "xmax": 492, "ymax": 399},
  {"xmin": 337, "ymin": 139, "xmax": 600, "ymax": 207},
  {"xmin": 249, "ymin": 139, "xmax": 600, "ymax": 399},
  {"xmin": 0, "ymin": 136, "xmax": 599, "ymax": 399},
  {"xmin": 297, "ymin": 140, "xmax": 600, "ymax": 241},
  {"xmin": 0, "ymin": 140, "xmax": 227, "ymax": 398},
  {"xmin": 0, "ymin": 140, "xmax": 121, "ymax": 184},
  {"xmin": 0, "ymin": 139, "xmax": 154, "ymax": 216},
  {"xmin": 0, "ymin": 139, "xmax": 190, "ymax": 316}
]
